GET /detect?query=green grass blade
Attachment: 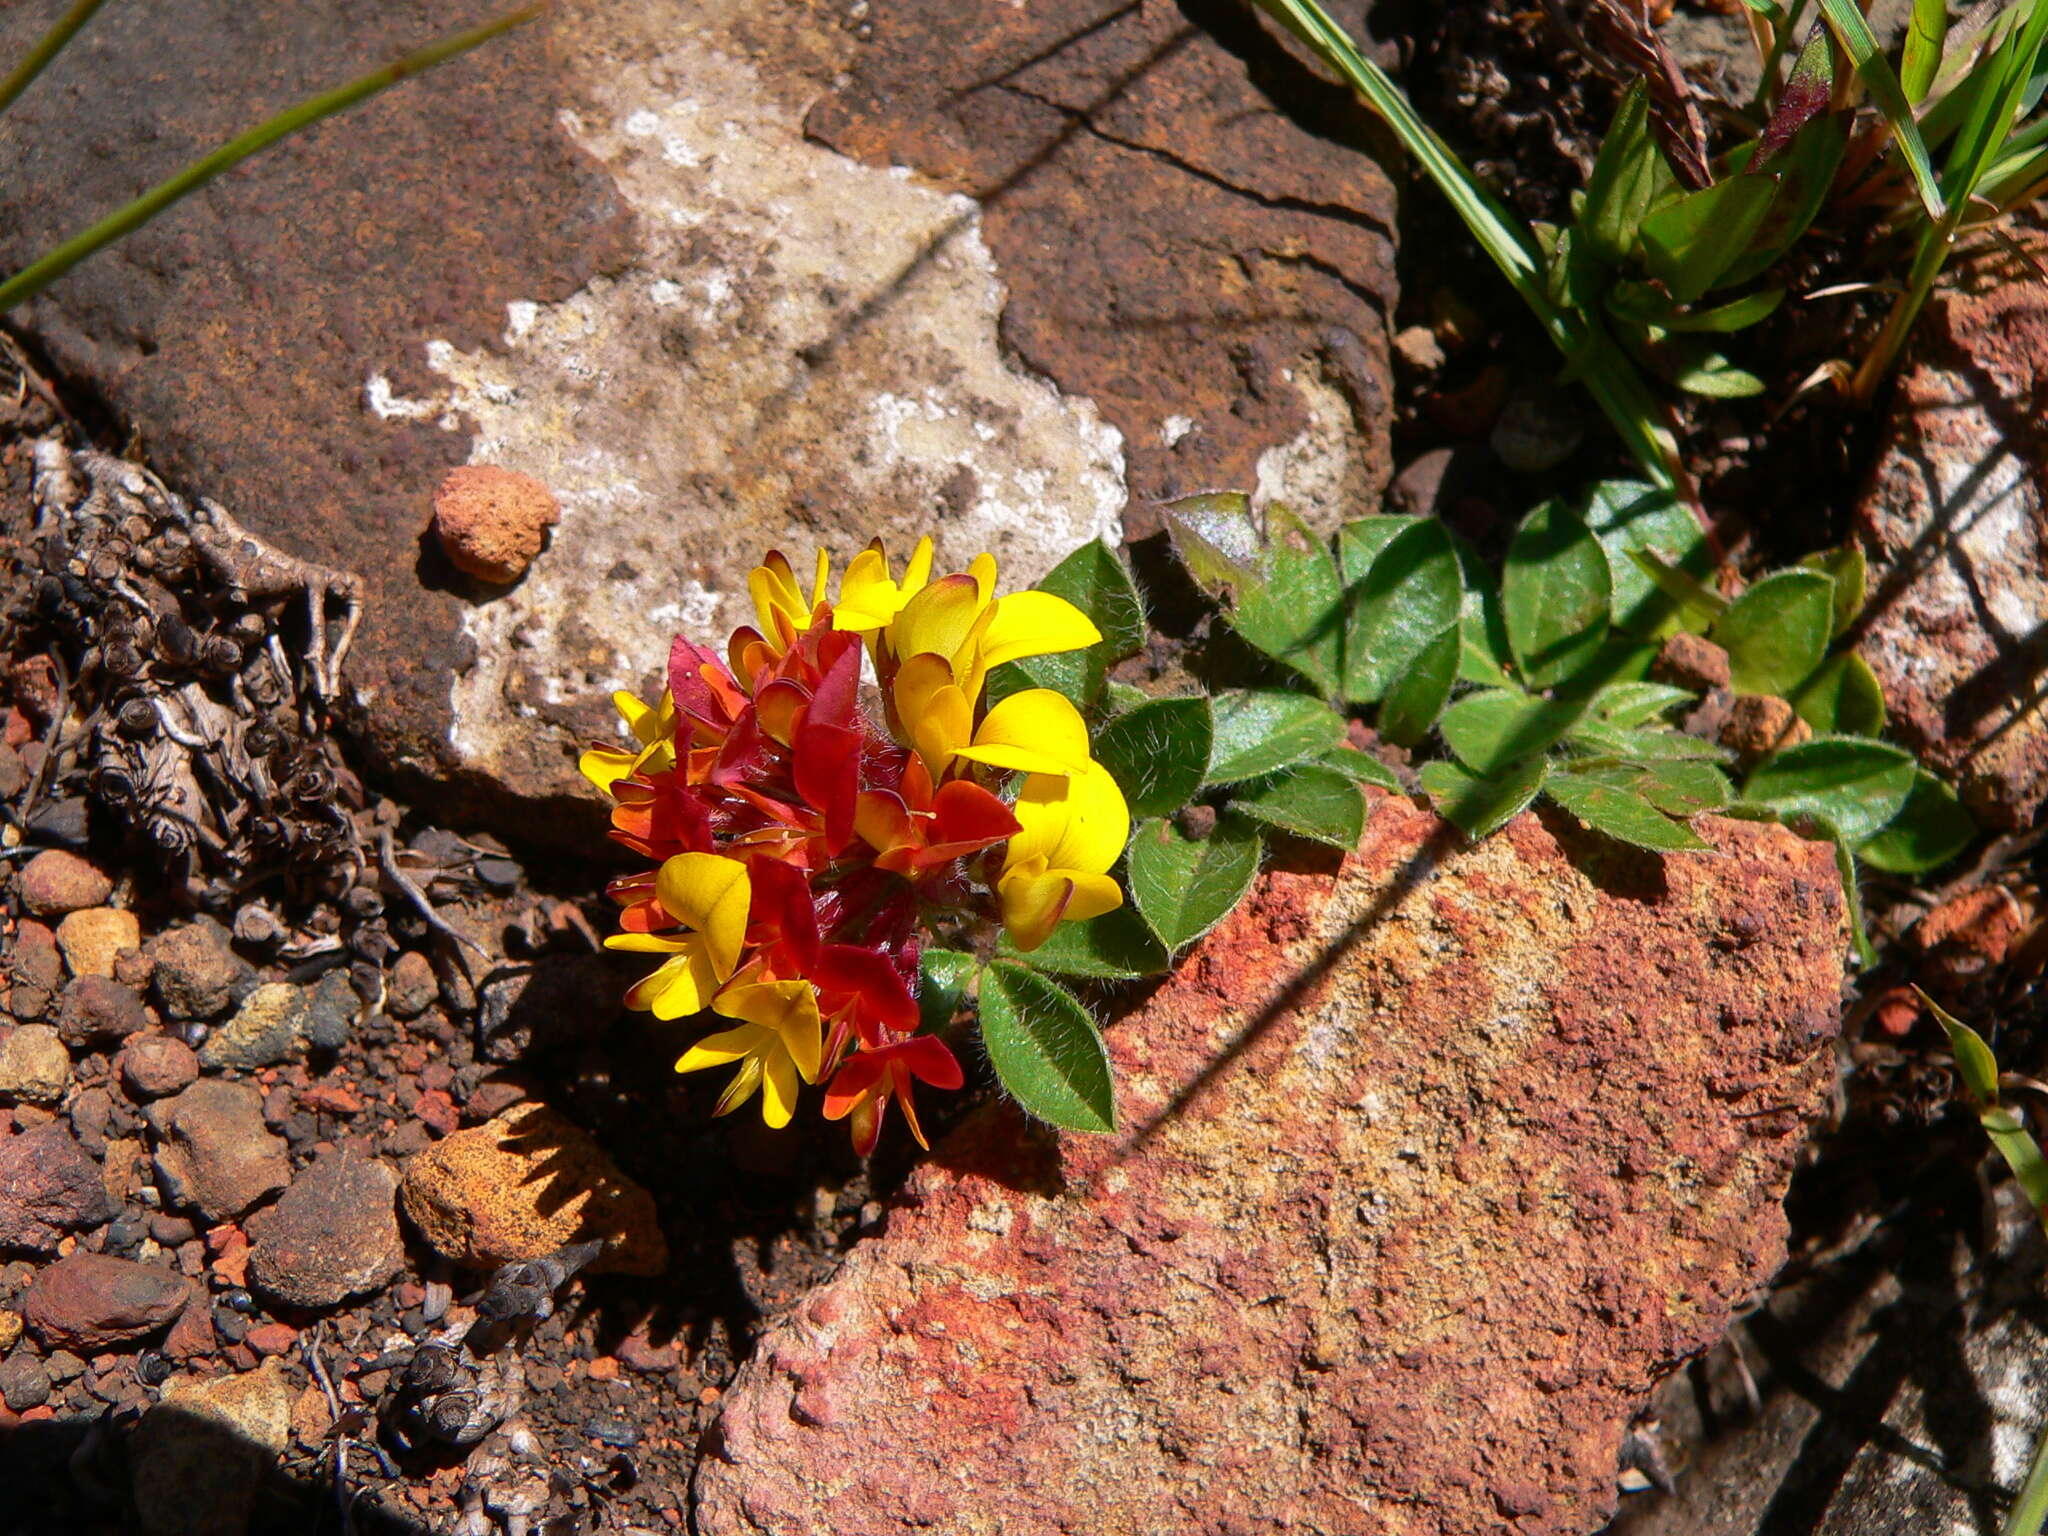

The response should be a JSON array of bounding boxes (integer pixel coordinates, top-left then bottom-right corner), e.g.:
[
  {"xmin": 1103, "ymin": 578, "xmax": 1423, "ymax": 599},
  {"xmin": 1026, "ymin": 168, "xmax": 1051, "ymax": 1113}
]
[
  {"xmin": 0, "ymin": 4, "xmax": 544, "ymax": 314},
  {"xmin": 1902, "ymin": 0, "xmax": 1948, "ymax": 103},
  {"xmin": 1250, "ymin": 0, "xmax": 1685, "ymax": 496},
  {"xmin": 0, "ymin": 0, "xmax": 107, "ymax": 116},
  {"xmin": 1816, "ymin": 0, "xmax": 1947, "ymax": 219}
]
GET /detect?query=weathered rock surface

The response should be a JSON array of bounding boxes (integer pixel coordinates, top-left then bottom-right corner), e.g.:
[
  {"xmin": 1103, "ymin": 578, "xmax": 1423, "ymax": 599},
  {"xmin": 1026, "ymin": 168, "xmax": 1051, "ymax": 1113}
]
[
  {"xmin": 245, "ymin": 1150, "xmax": 404, "ymax": 1307},
  {"xmin": 0, "ymin": 1024, "xmax": 71, "ymax": 1106},
  {"xmin": 22, "ymin": 1252, "xmax": 188, "ymax": 1349},
  {"xmin": 120, "ymin": 1033, "xmax": 201, "ymax": 1100},
  {"xmin": 197, "ymin": 981, "xmax": 311, "ymax": 1071},
  {"xmin": 130, "ymin": 1358, "xmax": 293, "ymax": 1536},
  {"xmin": 54, "ymin": 907, "xmax": 139, "ymax": 980},
  {"xmin": 17, "ymin": 850, "xmax": 111, "ymax": 917},
  {"xmin": 1855, "ymin": 242, "xmax": 2048, "ymax": 828},
  {"xmin": 432, "ymin": 464, "xmax": 559, "ymax": 583},
  {"xmin": 399, "ymin": 1101, "xmax": 666, "ymax": 1276},
  {"xmin": 0, "ymin": 1121, "xmax": 115, "ymax": 1253},
  {"xmin": 146, "ymin": 919, "xmax": 245, "ymax": 1020},
  {"xmin": 695, "ymin": 797, "xmax": 1845, "ymax": 1536},
  {"xmin": 809, "ymin": 0, "xmax": 1398, "ymax": 535},
  {"xmin": 150, "ymin": 1079, "xmax": 290, "ymax": 1222}
]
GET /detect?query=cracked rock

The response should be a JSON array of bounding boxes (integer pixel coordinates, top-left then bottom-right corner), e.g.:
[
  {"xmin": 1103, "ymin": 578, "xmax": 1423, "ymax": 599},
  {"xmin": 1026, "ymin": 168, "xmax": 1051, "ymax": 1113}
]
[{"xmin": 150, "ymin": 1079, "xmax": 290, "ymax": 1222}]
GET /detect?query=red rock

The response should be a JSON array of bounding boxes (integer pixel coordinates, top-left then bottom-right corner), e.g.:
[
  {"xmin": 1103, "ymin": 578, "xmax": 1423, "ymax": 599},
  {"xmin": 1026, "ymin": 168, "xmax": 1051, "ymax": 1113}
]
[
  {"xmin": 22, "ymin": 1252, "xmax": 188, "ymax": 1349},
  {"xmin": 244, "ymin": 1321, "xmax": 297, "ymax": 1357},
  {"xmin": 0, "ymin": 1120, "xmax": 116, "ymax": 1252},
  {"xmin": 586, "ymin": 1356, "xmax": 621, "ymax": 1382},
  {"xmin": 1854, "ymin": 239, "xmax": 2048, "ymax": 828},
  {"xmin": 163, "ymin": 1283, "xmax": 217, "ymax": 1361},
  {"xmin": 414, "ymin": 1089, "xmax": 458, "ymax": 1137},
  {"xmin": 1911, "ymin": 886, "xmax": 2027, "ymax": 978},
  {"xmin": 694, "ymin": 800, "xmax": 1845, "ymax": 1536},
  {"xmin": 432, "ymin": 465, "xmax": 559, "ymax": 583},
  {"xmin": 150, "ymin": 1079, "xmax": 290, "ymax": 1221},
  {"xmin": 298, "ymin": 1083, "xmax": 365, "ymax": 1116},
  {"xmin": 54, "ymin": 974, "xmax": 149, "ymax": 1048},
  {"xmin": 4, "ymin": 921, "xmax": 62, "ymax": 1020},
  {"xmin": 18, "ymin": 850, "xmax": 112, "ymax": 917},
  {"xmin": 617, "ymin": 1322, "xmax": 679, "ymax": 1375},
  {"xmin": 206, "ymin": 1226, "xmax": 252, "ymax": 1290},
  {"xmin": 120, "ymin": 1033, "xmax": 200, "ymax": 1100},
  {"xmin": 245, "ymin": 1150, "xmax": 404, "ymax": 1308}
]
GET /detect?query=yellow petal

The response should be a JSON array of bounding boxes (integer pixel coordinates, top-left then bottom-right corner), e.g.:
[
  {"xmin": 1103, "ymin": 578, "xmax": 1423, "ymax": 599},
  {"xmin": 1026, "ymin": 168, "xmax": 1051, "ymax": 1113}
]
[
  {"xmin": 1006, "ymin": 761, "xmax": 1130, "ymax": 876},
  {"xmin": 974, "ymin": 590, "xmax": 1102, "ymax": 671},
  {"xmin": 654, "ymin": 853, "xmax": 752, "ymax": 978},
  {"xmin": 835, "ymin": 538, "xmax": 934, "ymax": 632},
  {"xmin": 890, "ymin": 574, "xmax": 987, "ymax": 663},
  {"xmin": 997, "ymin": 865, "xmax": 1073, "ymax": 952},
  {"xmin": 810, "ymin": 547, "xmax": 832, "ymax": 608},
  {"xmin": 604, "ymin": 932, "xmax": 691, "ymax": 954},
  {"xmin": 758, "ymin": 1050, "xmax": 799, "ymax": 1128},
  {"xmin": 903, "ymin": 535, "xmax": 934, "ymax": 594},
  {"xmin": 967, "ymin": 551, "xmax": 997, "ymax": 606},
  {"xmin": 748, "ymin": 552, "xmax": 811, "ymax": 643},
  {"xmin": 1060, "ymin": 872, "xmax": 1124, "ymax": 924},
  {"xmin": 894, "ymin": 653, "xmax": 974, "ymax": 777},
  {"xmin": 713, "ymin": 1055, "xmax": 766, "ymax": 1118},
  {"xmin": 954, "ymin": 688, "xmax": 1092, "ymax": 776},
  {"xmin": 650, "ymin": 946, "xmax": 723, "ymax": 1020},
  {"xmin": 579, "ymin": 746, "xmax": 637, "ymax": 794},
  {"xmin": 675, "ymin": 1023, "xmax": 766, "ymax": 1073}
]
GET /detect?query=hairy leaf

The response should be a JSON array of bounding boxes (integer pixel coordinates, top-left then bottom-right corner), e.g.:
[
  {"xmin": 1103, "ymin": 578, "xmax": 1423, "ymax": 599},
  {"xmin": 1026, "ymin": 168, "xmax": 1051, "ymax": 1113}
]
[
  {"xmin": 1377, "ymin": 623, "xmax": 1461, "ymax": 746},
  {"xmin": 1792, "ymin": 653, "xmax": 1886, "ymax": 737},
  {"xmin": 1232, "ymin": 764, "xmax": 1369, "ymax": 848},
  {"xmin": 1128, "ymin": 817, "xmax": 1263, "ymax": 951},
  {"xmin": 1230, "ymin": 505, "xmax": 1344, "ymax": 690},
  {"xmin": 1741, "ymin": 734, "xmax": 1918, "ymax": 843},
  {"xmin": 1206, "ymin": 690, "xmax": 1350, "ymax": 784},
  {"xmin": 1711, "ymin": 569, "xmax": 1834, "ymax": 697},
  {"xmin": 997, "ymin": 907, "xmax": 1170, "ymax": 980},
  {"xmin": 1503, "ymin": 499, "xmax": 1612, "ymax": 689},
  {"xmin": 1858, "ymin": 770, "xmax": 1976, "ymax": 874},
  {"xmin": 918, "ymin": 948, "xmax": 979, "ymax": 1035},
  {"xmin": 1439, "ymin": 688, "xmax": 1586, "ymax": 776},
  {"xmin": 1343, "ymin": 518, "xmax": 1463, "ymax": 706},
  {"xmin": 1580, "ymin": 480, "xmax": 1712, "ymax": 638},
  {"xmin": 980, "ymin": 962, "xmax": 1116, "ymax": 1133},
  {"xmin": 1546, "ymin": 767, "xmax": 1711, "ymax": 850},
  {"xmin": 1092, "ymin": 697, "xmax": 1214, "ymax": 818},
  {"xmin": 1420, "ymin": 756, "xmax": 1547, "ymax": 839}
]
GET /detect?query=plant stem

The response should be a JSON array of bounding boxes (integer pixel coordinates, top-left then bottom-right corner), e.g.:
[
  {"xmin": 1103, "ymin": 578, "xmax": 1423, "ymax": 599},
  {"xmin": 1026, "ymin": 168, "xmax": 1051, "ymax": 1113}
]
[
  {"xmin": 0, "ymin": 0, "xmax": 107, "ymax": 117},
  {"xmin": 2006, "ymin": 1407, "xmax": 2048, "ymax": 1536},
  {"xmin": 0, "ymin": 3, "xmax": 545, "ymax": 315}
]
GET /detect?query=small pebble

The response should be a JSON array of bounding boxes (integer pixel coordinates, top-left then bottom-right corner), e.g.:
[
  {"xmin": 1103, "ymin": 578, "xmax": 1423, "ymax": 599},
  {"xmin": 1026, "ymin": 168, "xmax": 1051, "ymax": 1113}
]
[
  {"xmin": 0, "ymin": 1024, "xmax": 72, "ymax": 1106},
  {"xmin": 146, "ymin": 919, "xmax": 244, "ymax": 1020},
  {"xmin": 54, "ymin": 908, "xmax": 141, "ymax": 981},
  {"xmin": 18, "ymin": 850, "xmax": 112, "ymax": 918},
  {"xmin": 432, "ymin": 465, "xmax": 559, "ymax": 584},
  {"xmin": 120, "ymin": 1033, "xmax": 200, "ymax": 1100},
  {"xmin": 55, "ymin": 975, "xmax": 149, "ymax": 1048},
  {"xmin": 385, "ymin": 951, "xmax": 437, "ymax": 1020}
]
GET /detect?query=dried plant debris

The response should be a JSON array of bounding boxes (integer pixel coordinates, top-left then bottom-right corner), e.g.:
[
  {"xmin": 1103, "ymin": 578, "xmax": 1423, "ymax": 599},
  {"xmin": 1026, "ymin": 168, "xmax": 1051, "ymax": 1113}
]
[{"xmin": 7, "ymin": 437, "xmax": 367, "ymax": 891}]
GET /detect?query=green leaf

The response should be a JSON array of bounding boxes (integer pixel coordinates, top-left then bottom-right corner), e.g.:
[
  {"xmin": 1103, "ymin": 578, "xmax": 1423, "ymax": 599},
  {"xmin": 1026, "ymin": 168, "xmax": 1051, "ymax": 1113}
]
[
  {"xmin": 1639, "ymin": 759, "xmax": 1732, "ymax": 817},
  {"xmin": 1205, "ymin": 690, "xmax": 1349, "ymax": 784},
  {"xmin": 1006, "ymin": 539, "xmax": 1146, "ymax": 706},
  {"xmin": 1502, "ymin": 499, "xmax": 1613, "ymax": 689},
  {"xmin": 1800, "ymin": 545, "xmax": 1868, "ymax": 637},
  {"xmin": 997, "ymin": 907, "xmax": 1170, "ymax": 980},
  {"xmin": 1377, "ymin": 624, "xmax": 1461, "ymax": 747},
  {"xmin": 1791, "ymin": 653, "xmax": 1886, "ymax": 736},
  {"xmin": 1228, "ymin": 505, "xmax": 1344, "ymax": 691},
  {"xmin": 1231, "ymin": 764, "xmax": 1369, "ymax": 848},
  {"xmin": 1626, "ymin": 547, "xmax": 1727, "ymax": 632},
  {"xmin": 1921, "ymin": 989, "xmax": 2001, "ymax": 1105},
  {"xmin": 1546, "ymin": 767, "xmax": 1711, "ymax": 850},
  {"xmin": 1831, "ymin": 829, "xmax": 1877, "ymax": 971},
  {"xmin": 1671, "ymin": 351, "xmax": 1767, "ymax": 399},
  {"xmin": 918, "ymin": 948, "xmax": 979, "ymax": 1034},
  {"xmin": 1092, "ymin": 697, "xmax": 1214, "ymax": 818},
  {"xmin": 1580, "ymin": 480, "xmax": 1713, "ymax": 639},
  {"xmin": 1720, "ymin": 114, "xmax": 1849, "ymax": 288},
  {"xmin": 1420, "ymin": 756, "xmax": 1547, "ymax": 839},
  {"xmin": 1608, "ymin": 282, "xmax": 1785, "ymax": 334},
  {"xmin": 1582, "ymin": 83, "xmax": 1677, "ymax": 266},
  {"xmin": 980, "ymin": 962, "xmax": 1116, "ymax": 1133},
  {"xmin": 1588, "ymin": 680, "xmax": 1696, "ymax": 727},
  {"xmin": 1902, "ymin": 0, "xmax": 1947, "ymax": 102},
  {"xmin": 1711, "ymin": 569, "xmax": 1834, "ymax": 696},
  {"xmin": 1337, "ymin": 515, "xmax": 1421, "ymax": 584},
  {"xmin": 1565, "ymin": 721, "xmax": 1730, "ymax": 763},
  {"xmin": 1127, "ymin": 817, "xmax": 1263, "ymax": 951},
  {"xmin": 1439, "ymin": 688, "xmax": 1586, "ymax": 775},
  {"xmin": 1858, "ymin": 770, "xmax": 1976, "ymax": 874},
  {"xmin": 1342, "ymin": 518, "xmax": 1464, "ymax": 706},
  {"xmin": 1816, "ymin": 0, "xmax": 1946, "ymax": 221},
  {"xmin": 1639, "ymin": 175, "xmax": 1780, "ymax": 303},
  {"xmin": 1741, "ymin": 734, "xmax": 1918, "ymax": 844},
  {"xmin": 1164, "ymin": 492, "xmax": 1259, "ymax": 598},
  {"xmin": 1322, "ymin": 745, "xmax": 1402, "ymax": 791}
]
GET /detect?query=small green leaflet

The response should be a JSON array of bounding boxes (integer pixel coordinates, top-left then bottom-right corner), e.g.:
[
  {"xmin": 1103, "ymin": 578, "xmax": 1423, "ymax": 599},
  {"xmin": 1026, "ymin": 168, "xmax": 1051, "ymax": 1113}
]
[
  {"xmin": 1710, "ymin": 568, "xmax": 1833, "ymax": 697},
  {"xmin": 1639, "ymin": 174, "xmax": 1778, "ymax": 303},
  {"xmin": 1343, "ymin": 518, "xmax": 1463, "ymax": 707},
  {"xmin": 980, "ymin": 962, "xmax": 1116, "ymax": 1133},
  {"xmin": 1420, "ymin": 756, "xmax": 1547, "ymax": 839},
  {"xmin": 1127, "ymin": 817, "xmax": 1263, "ymax": 951},
  {"xmin": 1163, "ymin": 492, "xmax": 1259, "ymax": 597},
  {"xmin": 998, "ymin": 907, "xmax": 1170, "ymax": 980},
  {"xmin": 1321, "ymin": 745, "xmax": 1402, "ymax": 792},
  {"xmin": 918, "ymin": 948, "xmax": 979, "ymax": 1034},
  {"xmin": 1502, "ymin": 499, "xmax": 1612, "ymax": 689},
  {"xmin": 1378, "ymin": 623, "xmax": 1461, "ymax": 747},
  {"xmin": 1858, "ymin": 770, "xmax": 1975, "ymax": 875},
  {"xmin": 1791, "ymin": 653, "xmax": 1886, "ymax": 737},
  {"xmin": 1092, "ymin": 697, "xmax": 1213, "ymax": 818},
  {"xmin": 1439, "ymin": 688, "xmax": 1586, "ymax": 776},
  {"xmin": 1578, "ymin": 480, "xmax": 1711, "ymax": 640},
  {"xmin": 1546, "ymin": 766, "xmax": 1710, "ymax": 851},
  {"xmin": 1581, "ymin": 83, "xmax": 1676, "ymax": 267},
  {"xmin": 1227, "ymin": 504, "xmax": 1344, "ymax": 692},
  {"xmin": 1205, "ymin": 690, "xmax": 1349, "ymax": 784},
  {"xmin": 1231, "ymin": 764, "xmax": 1369, "ymax": 848},
  {"xmin": 1741, "ymin": 734, "xmax": 1917, "ymax": 844}
]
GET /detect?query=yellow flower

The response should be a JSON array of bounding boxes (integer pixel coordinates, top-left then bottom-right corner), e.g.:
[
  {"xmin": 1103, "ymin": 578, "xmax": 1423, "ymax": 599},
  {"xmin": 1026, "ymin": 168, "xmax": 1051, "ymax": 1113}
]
[
  {"xmin": 748, "ymin": 549, "xmax": 832, "ymax": 651},
  {"xmin": 834, "ymin": 535, "xmax": 936, "ymax": 633},
  {"xmin": 578, "ymin": 688, "xmax": 676, "ymax": 793},
  {"xmin": 997, "ymin": 760, "xmax": 1130, "ymax": 951},
  {"xmin": 892, "ymin": 656, "xmax": 1093, "ymax": 780},
  {"xmin": 675, "ymin": 978, "xmax": 823, "ymax": 1127},
  {"xmin": 604, "ymin": 853, "xmax": 751, "ymax": 1019},
  {"xmin": 882, "ymin": 554, "xmax": 1100, "ymax": 706}
]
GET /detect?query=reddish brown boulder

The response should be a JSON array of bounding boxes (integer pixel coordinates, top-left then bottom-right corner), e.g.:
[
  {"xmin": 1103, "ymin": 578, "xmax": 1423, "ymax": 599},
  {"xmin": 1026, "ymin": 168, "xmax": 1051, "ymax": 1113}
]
[
  {"xmin": 23, "ymin": 1252, "xmax": 188, "ymax": 1349},
  {"xmin": 694, "ymin": 797, "xmax": 1845, "ymax": 1536},
  {"xmin": 1854, "ymin": 239, "xmax": 2048, "ymax": 828},
  {"xmin": 0, "ymin": 1121, "xmax": 115, "ymax": 1253}
]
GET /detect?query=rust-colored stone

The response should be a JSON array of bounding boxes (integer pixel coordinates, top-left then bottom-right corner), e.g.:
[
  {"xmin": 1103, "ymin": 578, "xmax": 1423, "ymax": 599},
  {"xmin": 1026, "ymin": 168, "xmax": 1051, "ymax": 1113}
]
[
  {"xmin": 1853, "ymin": 240, "xmax": 2048, "ymax": 828},
  {"xmin": 432, "ymin": 465, "xmax": 559, "ymax": 584},
  {"xmin": 806, "ymin": 0, "xmax": 1397, "ymax": 534},
  {"xmin": 1720, "ymin": 693, "xmax": 1811, "ymax": 764},
  {"xmin": 695, "ymin": 797, "xmax": 1844, "ymax": 1536}
]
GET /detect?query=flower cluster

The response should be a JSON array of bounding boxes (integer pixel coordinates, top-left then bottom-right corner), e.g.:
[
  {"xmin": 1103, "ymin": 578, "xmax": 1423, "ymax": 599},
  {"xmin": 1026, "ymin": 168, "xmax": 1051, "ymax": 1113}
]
[{"xmin": 581, "ymin": 538, "xmax": 1129, "ymax": 1152}]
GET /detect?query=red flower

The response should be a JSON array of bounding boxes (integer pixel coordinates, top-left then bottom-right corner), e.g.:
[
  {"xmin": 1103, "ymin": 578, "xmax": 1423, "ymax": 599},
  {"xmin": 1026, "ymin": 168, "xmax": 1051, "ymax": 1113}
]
[{"xmin": 822, "ymin": 1035, "xmax": 965, "ymax": 1154}]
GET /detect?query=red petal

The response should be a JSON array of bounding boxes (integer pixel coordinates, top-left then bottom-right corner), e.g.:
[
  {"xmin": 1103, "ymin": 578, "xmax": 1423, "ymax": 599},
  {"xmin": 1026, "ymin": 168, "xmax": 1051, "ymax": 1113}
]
[
  {"xmin": 897, "ymin": 1033, "xmax": 965, "ymax": 1090},
  {"xmin": 793, "ymin": 722, "xmax": 861, "ymax": 854},
  {"xmin": 813, "ymin": 943, "xmax": 919, "ymax": 1038}
]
